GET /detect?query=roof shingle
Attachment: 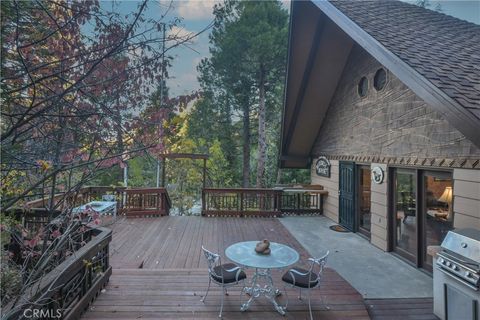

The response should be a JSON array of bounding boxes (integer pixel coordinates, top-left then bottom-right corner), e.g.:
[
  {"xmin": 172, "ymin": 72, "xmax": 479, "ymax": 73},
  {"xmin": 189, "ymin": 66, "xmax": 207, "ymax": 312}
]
[{"xmin": 330, "ymin": 0, "xmax": 480, "ymax": 120}]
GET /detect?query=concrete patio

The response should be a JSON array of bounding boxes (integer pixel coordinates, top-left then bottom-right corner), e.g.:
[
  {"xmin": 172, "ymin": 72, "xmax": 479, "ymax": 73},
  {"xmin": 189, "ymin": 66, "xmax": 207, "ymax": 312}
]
[{"xmin": 280, "ymin": 216, "xmax": 433, "ymax": 299}]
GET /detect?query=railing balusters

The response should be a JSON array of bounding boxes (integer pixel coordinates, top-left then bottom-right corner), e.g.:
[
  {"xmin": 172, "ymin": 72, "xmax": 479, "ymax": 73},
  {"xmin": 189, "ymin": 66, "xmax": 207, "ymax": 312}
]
[
  {"xmin": 123, "ymin": 188, "xmax": 171, "ymax": 217},
  {"xmin": 201, "ymin": 188, "xmax": 328, "ymax": 217}
]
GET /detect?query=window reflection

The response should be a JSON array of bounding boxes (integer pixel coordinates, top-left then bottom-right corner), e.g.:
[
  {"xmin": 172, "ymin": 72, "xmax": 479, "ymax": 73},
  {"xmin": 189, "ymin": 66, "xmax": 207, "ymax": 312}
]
[{"xmin": 424, "ymin": 174, "xmax": 453, "ymax": 268}]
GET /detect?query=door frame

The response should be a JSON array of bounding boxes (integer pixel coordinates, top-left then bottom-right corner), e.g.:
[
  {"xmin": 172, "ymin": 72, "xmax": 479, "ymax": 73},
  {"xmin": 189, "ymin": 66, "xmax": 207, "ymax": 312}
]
[
  {"xmin": 355, "ymin": 164, "xmax": 372, "ymax": 238},
  {"xmin": 390, "ymin": 167, "xmax": 419, "ymax": 265},
  {"xmin": 339, "ymin": 161, "xmax": 356, "ymax": 231}
]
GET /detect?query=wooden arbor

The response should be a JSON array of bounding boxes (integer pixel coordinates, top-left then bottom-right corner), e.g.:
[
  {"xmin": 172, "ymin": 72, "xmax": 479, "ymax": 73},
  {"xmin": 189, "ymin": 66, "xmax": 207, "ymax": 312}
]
[
  {"xmin": 158, "ymin": 153, "xmax": 209, "ymax": 188},
  {"xmin": 122, "ymin": 153, "xmax": 209, "ymax": 217}
]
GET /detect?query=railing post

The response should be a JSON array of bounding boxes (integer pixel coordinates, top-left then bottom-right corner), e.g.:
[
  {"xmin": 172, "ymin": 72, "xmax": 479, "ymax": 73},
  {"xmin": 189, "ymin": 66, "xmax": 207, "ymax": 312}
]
[
  {"xmin": 201, "ymin": 189, "xmax": 206, "ymax": 216},
  {"xmin": 160, "ymin": 190, "xmax": 165, "ymax": 215},
  {"xmin": 296, "ymin": 193, "xmax": 301, "ymax": 212},
  {"xmin": 239, "ymin": 191, "xmax": 244, "ymax": 216},
  {"xmin": 320, "ymin": 193, "xmax": 324, "ymax": 215},
  {"xmin": 277, "ymin": 191, "xmax": 282, "ymax": 212}
]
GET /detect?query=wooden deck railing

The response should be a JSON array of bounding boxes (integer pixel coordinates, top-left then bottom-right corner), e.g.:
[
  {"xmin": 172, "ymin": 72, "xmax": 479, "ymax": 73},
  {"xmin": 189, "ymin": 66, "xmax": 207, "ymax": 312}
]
[
  {"xmin": 202, "ymin": 188, "xmax": 281, "ymax": 217},
  {"xmin": 6, "ymin": 208, "xmax": 62, "ymax": 233},
  {"xmin": 201, "ymin": 188, "xmax": 328, "ymax": 217},
  {"xmin": 23, "ymin": 186, "xmax": 325, "ymax": 219},
  {"xmin": 2, "ymin": 226, "xmax": 112, "ymax": 320},
  {"xmin": 123, "ymin": 188, "xmax": 171, "ymax": 217},
  {"xmin": 25, "ymin": 186, "xmax": 170, "ymax": 218},
  {"xmin": 78, "ymin": 186, "xmax": 126, "ymax": 212}
]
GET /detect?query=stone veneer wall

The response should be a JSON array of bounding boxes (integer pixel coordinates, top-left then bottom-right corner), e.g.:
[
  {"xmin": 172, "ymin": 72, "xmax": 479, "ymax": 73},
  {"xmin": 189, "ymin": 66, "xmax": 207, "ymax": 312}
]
[{"xmin": 312, "ymin": 45, "xmax": 480, "ymax": 159}]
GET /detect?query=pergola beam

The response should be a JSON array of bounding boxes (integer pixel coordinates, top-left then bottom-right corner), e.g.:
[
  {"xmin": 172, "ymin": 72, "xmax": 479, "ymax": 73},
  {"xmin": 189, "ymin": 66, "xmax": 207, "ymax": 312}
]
[{"xmin": 158, "ymin": 153, "xmax": 209, "ymax": 188}]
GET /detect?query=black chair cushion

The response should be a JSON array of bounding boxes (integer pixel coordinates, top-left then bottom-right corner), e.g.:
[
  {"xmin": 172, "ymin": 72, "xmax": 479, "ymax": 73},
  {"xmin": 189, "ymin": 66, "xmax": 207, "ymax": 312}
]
[
  {"xmin": 211, "ymin": 263, "xmax": 246, "ymax": 284},
  {"xmin": 282, "ymin": 267, "xmax": 318, "ymax": 288}
]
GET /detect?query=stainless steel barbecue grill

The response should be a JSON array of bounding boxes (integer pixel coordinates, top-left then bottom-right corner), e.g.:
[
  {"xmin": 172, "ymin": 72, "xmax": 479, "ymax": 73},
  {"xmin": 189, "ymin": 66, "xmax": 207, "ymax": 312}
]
[
  {"xmin": 437, "ymin": 228, "xmax": 480, "ymax": 290},
  {"xmin": 434, "ymin": 228, "xmax": 480, "ymax": 320}
]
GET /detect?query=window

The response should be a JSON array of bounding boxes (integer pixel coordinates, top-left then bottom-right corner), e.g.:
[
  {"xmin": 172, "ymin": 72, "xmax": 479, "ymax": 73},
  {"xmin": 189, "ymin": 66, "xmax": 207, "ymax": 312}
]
[
  {"xmin": 374, "ymin": 68, "xmax": 387, "ymax": 91},
  {"xmin": 358, "ymin": 76, "xmax": 368, "ymax": 97}
]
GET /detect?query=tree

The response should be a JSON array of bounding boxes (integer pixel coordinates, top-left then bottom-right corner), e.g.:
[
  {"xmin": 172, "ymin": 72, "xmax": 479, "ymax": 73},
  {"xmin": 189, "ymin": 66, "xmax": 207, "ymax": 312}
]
[
  {"xmin": 0, "ymin": 0, "xmax": 201, "ymax": 211},
  {"xmin": 233, "ymin": 1, "xmax": 288, "ymax": 187},
  {"xmin": 198, "ymin": 0, "xmax": 288, "ymax": 187},
  {"xmin": 159, "ymin": 109, "xmax": 233, "ymax": 214},
  {"xmin": 187, "ymin": 97, "xmax": 238, "ymax": 181},
  {"xmin": 415, "ymin": 0, "xmax": 442, "ymax": 12}
]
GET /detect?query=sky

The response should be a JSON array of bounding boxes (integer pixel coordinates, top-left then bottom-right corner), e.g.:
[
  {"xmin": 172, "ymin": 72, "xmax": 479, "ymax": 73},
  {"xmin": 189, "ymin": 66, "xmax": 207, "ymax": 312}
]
[{"xmin": 112, "ymin": 0, "xmax": 480, "ymax": 98}]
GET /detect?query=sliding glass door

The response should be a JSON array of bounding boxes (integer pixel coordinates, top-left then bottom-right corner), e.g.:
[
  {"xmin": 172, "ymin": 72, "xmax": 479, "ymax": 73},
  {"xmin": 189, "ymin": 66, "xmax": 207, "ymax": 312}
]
[{"xmin": 391, "ymin": 168, "xmax": 454, "ymax": 270}]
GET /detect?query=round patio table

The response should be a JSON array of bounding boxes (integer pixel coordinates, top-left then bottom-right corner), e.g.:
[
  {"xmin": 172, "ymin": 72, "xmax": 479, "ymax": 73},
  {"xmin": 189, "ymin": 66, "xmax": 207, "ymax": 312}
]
[{"xmin": 225, "ymin": 241, "xmax": 299, "ymax": 315}]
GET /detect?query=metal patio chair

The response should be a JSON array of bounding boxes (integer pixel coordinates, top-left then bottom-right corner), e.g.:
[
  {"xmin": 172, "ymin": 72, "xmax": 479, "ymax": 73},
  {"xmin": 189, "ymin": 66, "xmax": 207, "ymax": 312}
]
[
  {"xmin": 200, "ymin": 246, "xmax": 247, "ymax": 318},
  {"xmin": 281, "ymin": 251, "xmax": 330, "ymax": 320}
]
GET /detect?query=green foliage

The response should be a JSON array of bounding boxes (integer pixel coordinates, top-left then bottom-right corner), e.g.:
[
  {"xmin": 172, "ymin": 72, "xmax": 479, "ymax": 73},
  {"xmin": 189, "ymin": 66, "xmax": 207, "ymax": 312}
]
[
  {"xmin": 196, "ymin": 0, "xmax": 291, "ymax": 188},
  {"xmin": 0, "ymin": 253, "xmax": 22, "ymax": 308},
  {"xmin": 207, "ymin": 140, "xmax": 234, "ymax": 188},
  {"xmin": 127, "ymin": 156, "xmax": 156, "ymax": 188},
  {"xmin": 160, "ymin": 110, "xmax": 237, "ymax": 214}
]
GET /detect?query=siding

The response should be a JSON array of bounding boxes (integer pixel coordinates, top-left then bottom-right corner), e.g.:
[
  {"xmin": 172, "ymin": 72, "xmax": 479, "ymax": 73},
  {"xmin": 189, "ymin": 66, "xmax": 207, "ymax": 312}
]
[
  {"xmin": 307, "ymin": 45, "xmax": 480, "ymax": 253},
  {"xmin": 453, "ymin": 169, "xmax": 480, "ymax": 229},
  {"xmin": 311, "ymin": 159, "xmax": 339, "ymax": 222},
  {"xmin": 370, "ymin": 163, "xmax": 388, "ymax": 250}
]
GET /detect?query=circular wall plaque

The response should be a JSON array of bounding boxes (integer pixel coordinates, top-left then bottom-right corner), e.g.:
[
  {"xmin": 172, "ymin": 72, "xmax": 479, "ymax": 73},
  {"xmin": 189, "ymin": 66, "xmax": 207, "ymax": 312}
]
[{"xmin": 371, "ymin": 166, "xmax": 384, "ymax": 184}]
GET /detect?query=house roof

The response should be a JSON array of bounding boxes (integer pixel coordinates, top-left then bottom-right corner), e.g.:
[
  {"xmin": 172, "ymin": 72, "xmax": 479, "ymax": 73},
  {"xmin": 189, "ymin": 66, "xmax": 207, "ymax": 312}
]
[
  {"xmin": 330, "ymin": 0, "xmax": 480, "ymax": 120},
  {"xmin": 280, "ymin": 0, "xmax": 480, "ymax": 168}
]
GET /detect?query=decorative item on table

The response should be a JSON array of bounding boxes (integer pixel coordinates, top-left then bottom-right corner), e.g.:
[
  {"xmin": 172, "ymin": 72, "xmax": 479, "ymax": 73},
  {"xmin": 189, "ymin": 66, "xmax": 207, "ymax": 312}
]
[{"xmin": 255, "ymin": 239, "xmax": 271, "ymax": 255}]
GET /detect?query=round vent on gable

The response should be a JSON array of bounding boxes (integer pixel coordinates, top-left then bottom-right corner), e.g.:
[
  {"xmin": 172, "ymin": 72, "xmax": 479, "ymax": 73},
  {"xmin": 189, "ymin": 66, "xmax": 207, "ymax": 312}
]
[
  {"xmin": 374, "ymin": 68, "xmax": 387, "ymax": 91},
  {"xmin": 358, "ymin": 76, "xmax": 368, "ymax": 97}
]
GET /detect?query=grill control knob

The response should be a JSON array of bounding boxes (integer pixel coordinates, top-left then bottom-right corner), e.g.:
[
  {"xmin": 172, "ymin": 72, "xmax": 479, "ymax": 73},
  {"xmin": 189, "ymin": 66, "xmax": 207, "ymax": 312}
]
[
  {"xmin": 465, "ymin": 272, "xmax": 472, "ymax": 278},
  {"xmin": 453, "ymin": 265, "xmax": 459, "ymax": 271},
  {"xmin": 446, "ymin": 261, "xmax": 452, "ymax": 267},
  {"xmin": 438, "ymin": 258, "xmax": 444, "ymax": 264},
  {"xmin": 461, "ymin": 242, "xmax": 468, "ymax": 248}
]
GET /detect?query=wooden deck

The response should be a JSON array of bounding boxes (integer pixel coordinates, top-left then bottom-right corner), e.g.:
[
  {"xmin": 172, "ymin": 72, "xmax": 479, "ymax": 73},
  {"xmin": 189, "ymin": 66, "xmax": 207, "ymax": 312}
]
[
  {"xmin": 84, "ymin": 216, "xmax": 370, "ymax": 319},
  {"xmin": 365, "ymin": 298, "xmax": 438, "ymax": 320}
]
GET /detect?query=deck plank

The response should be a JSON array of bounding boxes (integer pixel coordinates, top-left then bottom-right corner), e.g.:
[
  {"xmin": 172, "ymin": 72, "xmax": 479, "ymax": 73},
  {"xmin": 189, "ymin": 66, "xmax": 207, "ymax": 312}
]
[
  {"xmin": 365, "ymin": 298, "xmax": 439, "ymax": 320},
  {"xmin": 86, "ymin": 216, "xmax": 372, "ymax": 319}
]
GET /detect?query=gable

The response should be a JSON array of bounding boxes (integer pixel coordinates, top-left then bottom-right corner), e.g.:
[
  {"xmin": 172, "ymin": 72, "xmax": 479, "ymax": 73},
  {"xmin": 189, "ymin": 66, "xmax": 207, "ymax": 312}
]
[
  {"xmin": 312, "ymin": 45, "xmax": 480, "ymax": 161},
  {"xmin": 281, "ymin": 0, "xmax": 480, "ymax": 168}
]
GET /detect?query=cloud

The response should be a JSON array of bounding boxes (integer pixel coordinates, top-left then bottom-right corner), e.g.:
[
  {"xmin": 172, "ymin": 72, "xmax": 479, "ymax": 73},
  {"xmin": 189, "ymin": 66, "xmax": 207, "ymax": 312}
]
[
  {"xmin": 175, "ymin": 0, "xmax": 220, "ymax": 20},
  {"xmin": 166, "ymin": 25, "xmax": 197, "ymax": 46},
  {"xmin": 167, "ymin": 26, "xmax": 195, "ymax": 40}
]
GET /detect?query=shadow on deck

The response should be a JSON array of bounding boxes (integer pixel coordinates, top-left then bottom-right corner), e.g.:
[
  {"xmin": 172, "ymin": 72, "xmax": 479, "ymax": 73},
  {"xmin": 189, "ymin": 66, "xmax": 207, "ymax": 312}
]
[{"xmin": 83, "ymin": 216, "xmax": 370, "ymax": 319}]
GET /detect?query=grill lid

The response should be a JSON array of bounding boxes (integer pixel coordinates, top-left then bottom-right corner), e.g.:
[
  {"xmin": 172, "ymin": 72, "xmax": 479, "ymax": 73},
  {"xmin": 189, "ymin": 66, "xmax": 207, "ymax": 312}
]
[{"xmin": 441, "ymin": 228, "xmax": 480, "ymax": 264}]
